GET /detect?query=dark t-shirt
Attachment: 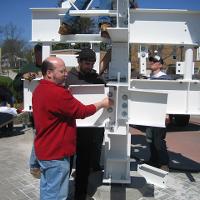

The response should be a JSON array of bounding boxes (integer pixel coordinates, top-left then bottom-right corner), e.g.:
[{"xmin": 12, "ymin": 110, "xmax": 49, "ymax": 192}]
[
  {"xmin": 66, "ymin": 67, "xmax": 105, "ymax": 132},
  {"xmin": 0, "ymin": 86, "xmax": 14, "ymax": 106},
  {"xmin": 12, "ymin": 64, "xmax": 41, "ymax": 101},
  {"xmin": 65, "ymin": 67, "xmax": 105, "ymax": 87}
]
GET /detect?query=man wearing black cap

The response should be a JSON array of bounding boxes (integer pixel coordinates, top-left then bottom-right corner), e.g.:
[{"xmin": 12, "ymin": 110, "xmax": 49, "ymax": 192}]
[
  {"xmin": 145, "ymin": 55, "xmax": 170, "ymax": 172},
  {"xmin": 66, "ymin": 48, "xmax": 105, "ymax": 200},
  {"xmin": 148, "ymin": 55, "xmax": 171, "ymax": 80}
]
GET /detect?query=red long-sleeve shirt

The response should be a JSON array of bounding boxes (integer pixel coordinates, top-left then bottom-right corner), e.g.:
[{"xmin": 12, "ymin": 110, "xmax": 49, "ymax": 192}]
[{"xmin": 32, "ymin": 79, "xmax": 96, "ymax": 160}]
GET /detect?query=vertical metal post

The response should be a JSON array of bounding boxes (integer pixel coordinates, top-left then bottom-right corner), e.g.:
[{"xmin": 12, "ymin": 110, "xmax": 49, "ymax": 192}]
[
  {"xmin": 116, "ymin": 0, "xmax": 119, "ymax": 27},
  {"xmin": 92, "ymin": 43, "xmax": 100, "ymax": 73},
  {"xmin": 184, "ymin": 48, "xmax": 193, "ymax": 80},
  {"xmin": 196, "ymin": 47, "xmax": 200, "ymax": 61},
  {"xmin": 42, "ymin": 44, "xmax": 51, "ymax": 61}
]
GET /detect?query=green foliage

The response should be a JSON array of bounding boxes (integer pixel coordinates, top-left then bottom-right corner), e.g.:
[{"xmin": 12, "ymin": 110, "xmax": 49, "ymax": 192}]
[
  {"xmin": 52, "ymin": 43, "xmax": 71, "ymax": 50},
  {"xmin": 52, "ymin": 43, "xmax": 91, "ymax": 51},
  {"xmin": 0, "ymin": 76, "xmax": 13, "ymax": 88},
  {"xmin": 0, "ymin": 76, "xmax": 23, "ymax": 103}
]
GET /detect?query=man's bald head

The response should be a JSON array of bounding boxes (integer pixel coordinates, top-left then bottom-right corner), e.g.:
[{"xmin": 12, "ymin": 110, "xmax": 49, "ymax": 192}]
[
  {"xmin": 41, "ymin": 56, "xmax": 65, "ymax": 76},
  {"xmin": 41, "ymin": 56, "xmax": 67, "ymax": 85}
]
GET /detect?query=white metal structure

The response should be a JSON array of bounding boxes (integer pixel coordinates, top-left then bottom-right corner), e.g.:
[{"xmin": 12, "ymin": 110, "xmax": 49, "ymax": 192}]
[{"xmin": 25, "ymin": 0, "xmax": 200, "ymax": 185}]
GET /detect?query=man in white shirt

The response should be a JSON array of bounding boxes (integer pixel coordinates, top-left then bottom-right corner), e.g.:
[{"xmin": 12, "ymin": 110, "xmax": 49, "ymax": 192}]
[{"xmin": 145, "ymin": 55, "xmax": 171, "ymax": 172}]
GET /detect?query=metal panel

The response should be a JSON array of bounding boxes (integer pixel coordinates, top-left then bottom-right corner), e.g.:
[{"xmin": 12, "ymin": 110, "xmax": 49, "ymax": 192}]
[
  {"xmin": 105, "ymin": 134, "xmax": 129, "ymax": 158},
  {"xmin": 104, "ymin": 159, "xmax": 130, "ymax": 183},
  {"xmin": 117, "ymin": 86, "xmax": 129, "ymax": 120},
  {"xmin": 129, "ymin": 79, "xmax": 200, "ymax": 115},
  {"xmin": 188, "ymin": 82, "xmax": 200, "ymax": 114},
  {"xmin": 129, "ymin": 9, "xmax": 200, "ymax": 45},
  {"xmin": 51, "ymin": 54, "xmax": 78, "ymax": 67},
  {"xmin": 69, "ymin": 9, "xmax": 117, "ymax": 17},
  {"xmin": 31, "ymin": 8, "xmax": 66, "ymax": 41},
  {"xmin": 23, "ymin": 79, "xmax": 40, "ymax": 111},
  {"xmin": 104, "ymin": 127, "xmax": 131, "ymax": 184},
  {"xmin": 60, "ymin": 34, "xmax": 103, "ymax": 43},
  {"xmin": 138, "ymin": 164, "xmax": 170, "ymax": 188},
  {"xmin": 167, "ymin": 91, "xmax": 188, "ymax": 114},
  {"xmin": 107, "ymin": 28, "xmax": 128, "ymax": 42},
  {"xmin": 128, "ymin": 91, "xmax": 168, "ymax": 127},
  {"xmin": 109, "ymin": 43, "xmax": 129, "ymax": 81},
  {"xmin": 69, "ymin": 85, "xmax": 110, "ymax": 127}
]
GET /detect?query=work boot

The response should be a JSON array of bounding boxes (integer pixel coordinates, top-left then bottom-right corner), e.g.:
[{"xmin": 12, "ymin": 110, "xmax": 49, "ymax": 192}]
[
  {"xmin": 58, "ymin": 23, "xmax": 72, "ymax": 35},
  {"xmin": 100, "ymin": 22, "xmax": 111, "ymax": 38},
  {"xmin": 30, "ymin": 167, "xmax": 41, "ymax": 179}
]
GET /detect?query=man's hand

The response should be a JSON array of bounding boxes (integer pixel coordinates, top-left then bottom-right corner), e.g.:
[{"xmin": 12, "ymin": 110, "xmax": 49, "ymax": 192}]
[
  {"xmin": 94, "ymin": 97, "xmax": 114, "ymax": 111},
  {"xmin": 23, "ymin": 72, "xmax": 37, "ymax": 81},
  {"xmin": 101, "ymin": 97, "xmax": 114, "ymax": 109}
]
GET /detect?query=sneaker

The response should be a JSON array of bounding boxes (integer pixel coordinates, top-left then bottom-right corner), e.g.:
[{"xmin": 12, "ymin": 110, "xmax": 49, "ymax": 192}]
[
  {"xmin": 100, "ymin": 22, "xmax": 111, "ymax": 38},
  {"xmin": 160, "ymin": 165, "xmax": 169, "ymax": 172},
  {"xmin": 58, "ymin": 23, "xmax": 72, "ymax": 35},
  {"xmin": 30, "ymin": 168, "xmax": 41, "ymax": 179}
]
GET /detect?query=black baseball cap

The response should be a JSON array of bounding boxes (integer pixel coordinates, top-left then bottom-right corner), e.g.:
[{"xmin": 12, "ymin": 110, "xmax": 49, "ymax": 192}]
[
  {"xmin": 149, "ymin": 55, "xmax": 164, "ymax": 65},
  {"xmin": 76, "ymin": 48, "xmax": 96, "ymax": 62}
]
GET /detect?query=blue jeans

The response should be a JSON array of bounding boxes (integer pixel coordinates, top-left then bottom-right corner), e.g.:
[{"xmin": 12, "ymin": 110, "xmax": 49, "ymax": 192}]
[
  {"xmin": 29, "ymin": 129, "xmax": 40, "ymax": 169},
  {"xmin": 63, "ymin": 0, "xmax": 112, "ymax": 26},
  {"xmin": 29, "ymin": 144, "xmax": 40, "ymax": 168},
  {"xmin": 38, "ymin": 158, "xmax": 70, "ymax": 200}
]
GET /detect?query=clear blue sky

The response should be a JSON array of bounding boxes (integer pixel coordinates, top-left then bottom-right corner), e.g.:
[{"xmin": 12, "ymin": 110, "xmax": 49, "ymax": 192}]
[{"xmin": 0, "ymin": 0, "xmax": 200, "ymax": 42}]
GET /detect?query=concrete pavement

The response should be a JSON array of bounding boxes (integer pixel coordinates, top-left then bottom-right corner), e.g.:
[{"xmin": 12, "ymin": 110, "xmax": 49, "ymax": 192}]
[
  {"xmin": 0, "ymin": 126, "xmax": 39, "ymax": 200},
  {"xmin": 0, "ymin": 116, "xmax": 199, "ymax": 200}
]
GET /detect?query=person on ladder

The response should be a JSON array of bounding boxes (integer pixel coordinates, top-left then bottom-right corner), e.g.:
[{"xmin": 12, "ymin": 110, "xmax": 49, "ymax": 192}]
[{"xmin": 58, "ymin": 0, "xmax": 138, "ymax": 38}]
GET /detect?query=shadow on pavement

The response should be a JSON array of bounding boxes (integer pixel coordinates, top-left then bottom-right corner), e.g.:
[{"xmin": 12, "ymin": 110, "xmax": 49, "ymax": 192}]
[
  {"xmin": 169, "ymin": 151, "xmax": 200, "ymax": 172},
  {"xmin": 87, "ymin": 170, "xmax": 154, "ymax": 200},
  {"xmin": 167, "ymin": 122, "xmax": 200, "ymax": 132},
  {"xmin": 130, "ymin": 121, "xmax": 200, "ymax": 133},
  {"xmin": 130, "ymin": 134, "xmax": 200, "ymax": 172},
  {"xmin": 0, "ymin": 126, "xmax": 26, "ymax": 138}
]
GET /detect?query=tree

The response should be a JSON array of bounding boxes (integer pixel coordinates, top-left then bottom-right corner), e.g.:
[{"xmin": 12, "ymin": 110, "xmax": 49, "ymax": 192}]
[{"xmin": 0, "ymin": 23, "xmax": 31, "ymax": 69}]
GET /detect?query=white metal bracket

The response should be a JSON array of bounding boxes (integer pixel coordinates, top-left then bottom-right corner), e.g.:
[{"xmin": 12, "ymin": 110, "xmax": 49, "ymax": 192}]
[{"xmin": 137, "ymin": 164, "xmax": 170, "ymax": 188}]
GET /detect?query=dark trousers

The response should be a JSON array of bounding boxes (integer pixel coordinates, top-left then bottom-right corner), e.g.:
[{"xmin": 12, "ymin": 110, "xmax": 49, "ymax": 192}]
[
  {"xmin": 0, "ymin": 113, "xmax": 13, "ymax": 133},
  {"xmin": 75, "ymin": 127, "xmax": 104, "ymax": 200},
  {"xmin": 146, "ymin": 127, "xmax": 169, "ymax": 166}
]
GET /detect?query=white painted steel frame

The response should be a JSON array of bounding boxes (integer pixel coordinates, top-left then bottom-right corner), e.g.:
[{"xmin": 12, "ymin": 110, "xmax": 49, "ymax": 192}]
[
  {"xmin": 129, "ymin": 9, "xmax": 200, "ymax": 45},
  {"xmin": 69, "ymin": 85, "xmax": 110, "ymax": 127},
  {"xmin": 137, "ymin": 164, "xmax": 170, "ymax": 188},
  {"xmin": 28, "ymin": 1, "xmax": 200, "ymax": 186}
]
